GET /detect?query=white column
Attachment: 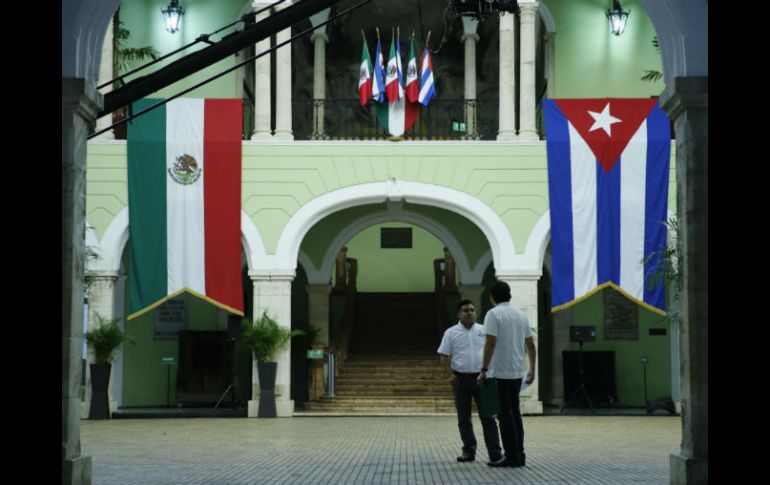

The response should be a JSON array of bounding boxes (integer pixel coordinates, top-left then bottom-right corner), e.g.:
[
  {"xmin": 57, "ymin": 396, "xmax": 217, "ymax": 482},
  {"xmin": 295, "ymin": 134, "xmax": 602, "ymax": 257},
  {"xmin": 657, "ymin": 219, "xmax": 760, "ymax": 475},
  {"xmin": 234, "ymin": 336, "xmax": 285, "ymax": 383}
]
[
  {"xmin": 496, "ymin": 272, "xmax": 543, "ymax": 414},
  {"xmin": 82, "ymin": 271, "xmax": 120, "ymax": 419},
  {"xmin": 497, "ymin": 13, "xmax": 517, "ymax": 141},
  {"xmin": 306, "ymin": 284, "xmax": 332, "ymax": 345},
  {"xmin": 544, "ymin": 32, "xmax": 555, "ymax": 99},
  {"xmin": 461, "ymin": 17, "xmax": 479, "ymax": 140},
  {"xmin": 458, "ymin": 285, "xmax": 485, "ymax": 310},
  {"xmin": 518, "ymin": 2, "xmax": 540, "ymax": 141},
  {"xmin": 274, "ymin": 25, "xmax": 293, "ymax": 139},
  {"xmin": 309, "ymin": 9, "xmax": 330, "ymax": 140},
  {"xmin": 94, "ymin": 21, "xmax": 114, "ymax": 139},
  {"xmin": 310, "ymin": 33, "xmax": 328, "ymax": 139},
  {"xmin": 251, "ymin": 10, "xmax": 272, "ymax": 140},
  {"xmin": 248, "ymin": 273, "xmax": 295, "ymax": 417}
]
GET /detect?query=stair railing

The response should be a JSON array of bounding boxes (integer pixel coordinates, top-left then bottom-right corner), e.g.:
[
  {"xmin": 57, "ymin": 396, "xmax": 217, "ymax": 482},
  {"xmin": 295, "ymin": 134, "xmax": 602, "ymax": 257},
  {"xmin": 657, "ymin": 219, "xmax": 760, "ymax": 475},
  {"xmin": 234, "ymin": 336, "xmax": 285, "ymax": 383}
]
[{"xmin": 325, "ymin": 259, "xmax": 357, "ymax": 396}]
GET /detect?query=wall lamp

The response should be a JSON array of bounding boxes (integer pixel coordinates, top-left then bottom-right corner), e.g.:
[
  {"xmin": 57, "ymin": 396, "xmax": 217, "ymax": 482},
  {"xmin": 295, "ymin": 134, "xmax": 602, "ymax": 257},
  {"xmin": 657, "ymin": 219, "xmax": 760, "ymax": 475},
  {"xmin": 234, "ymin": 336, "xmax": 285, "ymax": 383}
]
[
  {"xmin": 162, "ymin": 0, "xmax": 185, "ymax": 33},
  {"xmin": 606, "ymin": 0, "xmax": 630, "ymax": 36}
]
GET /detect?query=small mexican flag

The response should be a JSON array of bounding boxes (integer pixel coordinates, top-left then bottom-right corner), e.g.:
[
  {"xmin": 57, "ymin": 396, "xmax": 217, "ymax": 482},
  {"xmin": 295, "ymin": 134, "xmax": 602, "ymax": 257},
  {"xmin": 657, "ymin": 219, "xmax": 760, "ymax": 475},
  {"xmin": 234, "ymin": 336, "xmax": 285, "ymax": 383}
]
[
  {"xmin": 358, "ymin": 36, "xmax": 373, "ymax": 106},
  {"xmin": 376, "ymin": 29, "xmax": 419, "ymax": 136},
  {"xmin": 126, "ymin": 98, "xmax": 244, "ymax": 320}
]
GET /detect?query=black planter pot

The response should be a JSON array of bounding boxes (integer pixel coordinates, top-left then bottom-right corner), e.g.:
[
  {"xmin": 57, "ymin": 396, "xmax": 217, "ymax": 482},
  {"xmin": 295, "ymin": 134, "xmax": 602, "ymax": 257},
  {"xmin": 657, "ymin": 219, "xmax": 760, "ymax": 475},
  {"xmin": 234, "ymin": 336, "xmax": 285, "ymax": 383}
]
[
  {"xmin": 257, "ymin": 362, "xmax": 278, "ymax": 418},
  {"xmin": 89, "ymin": 363, "xmax": 112, "ymax": 420}
]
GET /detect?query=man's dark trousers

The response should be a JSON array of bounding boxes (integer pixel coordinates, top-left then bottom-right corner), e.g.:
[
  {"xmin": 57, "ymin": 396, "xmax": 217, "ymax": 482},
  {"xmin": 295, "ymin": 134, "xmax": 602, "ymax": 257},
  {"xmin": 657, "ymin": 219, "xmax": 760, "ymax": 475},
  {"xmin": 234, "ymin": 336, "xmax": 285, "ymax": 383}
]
[
  {"xmin": 496, "ymin": 378, "xmax": 525, "ymax": 460},
  {"xmin": 452, "ymin": 373, "xmax": 501, "ymax": 458}
]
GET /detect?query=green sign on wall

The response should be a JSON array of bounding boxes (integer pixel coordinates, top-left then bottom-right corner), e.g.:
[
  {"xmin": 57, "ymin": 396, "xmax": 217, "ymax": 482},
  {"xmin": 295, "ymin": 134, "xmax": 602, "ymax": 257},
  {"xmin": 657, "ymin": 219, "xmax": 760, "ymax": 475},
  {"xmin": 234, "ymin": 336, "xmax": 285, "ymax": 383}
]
[{"xmin": 307, "ymin": 349, "xmax": 324, "ymax": 359}]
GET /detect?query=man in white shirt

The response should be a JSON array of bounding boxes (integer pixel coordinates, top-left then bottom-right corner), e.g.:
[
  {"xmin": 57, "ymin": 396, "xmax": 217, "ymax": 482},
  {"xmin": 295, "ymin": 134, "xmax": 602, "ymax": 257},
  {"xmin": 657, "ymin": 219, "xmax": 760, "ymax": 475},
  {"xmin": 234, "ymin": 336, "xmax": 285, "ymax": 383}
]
[
  {"xmin": 478, "ymin": 280, "xmax": 536, "ymax": 468},
  {"xmin": 437, "ymin": 299, "xmax": 502, "ymax": 463}
]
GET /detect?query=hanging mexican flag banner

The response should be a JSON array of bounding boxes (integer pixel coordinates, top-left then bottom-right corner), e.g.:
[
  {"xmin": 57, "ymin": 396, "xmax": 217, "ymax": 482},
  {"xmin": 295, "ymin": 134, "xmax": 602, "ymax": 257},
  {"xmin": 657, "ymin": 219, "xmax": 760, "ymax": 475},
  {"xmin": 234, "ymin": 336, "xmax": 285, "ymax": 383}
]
[{"xmin": 126, "ymin": 98, "xmax": 244, "ymax": 320}]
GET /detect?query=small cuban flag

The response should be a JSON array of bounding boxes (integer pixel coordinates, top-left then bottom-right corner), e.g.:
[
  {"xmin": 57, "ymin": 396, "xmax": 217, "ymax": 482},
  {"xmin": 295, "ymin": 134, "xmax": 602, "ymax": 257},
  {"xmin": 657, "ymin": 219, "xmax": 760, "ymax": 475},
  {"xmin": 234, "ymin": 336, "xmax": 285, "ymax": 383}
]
[
  {"xmin": 543, "ymin": 98, "xmax": 671, "ymax": 315},
  {"xmin": 418, "ymin": 44, "xmax": 435, "ymax": 106}
]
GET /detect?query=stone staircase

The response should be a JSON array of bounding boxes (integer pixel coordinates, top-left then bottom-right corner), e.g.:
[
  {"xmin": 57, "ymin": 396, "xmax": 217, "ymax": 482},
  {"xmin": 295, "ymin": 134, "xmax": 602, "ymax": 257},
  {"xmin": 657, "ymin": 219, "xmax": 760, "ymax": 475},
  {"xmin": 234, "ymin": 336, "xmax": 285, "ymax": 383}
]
[{"xmin": 303, "ymin": 293, "xmax": 457, "ymax": 414}]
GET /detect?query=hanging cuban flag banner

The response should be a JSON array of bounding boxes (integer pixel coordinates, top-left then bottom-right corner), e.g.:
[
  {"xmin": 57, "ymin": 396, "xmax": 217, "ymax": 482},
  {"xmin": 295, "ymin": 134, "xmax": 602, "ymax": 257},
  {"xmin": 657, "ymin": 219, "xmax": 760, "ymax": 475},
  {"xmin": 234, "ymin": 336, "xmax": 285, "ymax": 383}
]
[
  {"xmin": 127, "ymin": 98, "xmax": 244, "ymax": 320},
  {"xmin": 358, "ymin": 33, "xmax": 373, "ymax": 106},
  {"xmin": 418, "ymin": 38, "xmax": 435, "ymax": 106},
  {"xmin": 371, "ymin": 28, "xmax": 386, "ymax": 104},
  {"xmin": 543, "ymin": 98, "xmax": 671, "ymax": 315}
]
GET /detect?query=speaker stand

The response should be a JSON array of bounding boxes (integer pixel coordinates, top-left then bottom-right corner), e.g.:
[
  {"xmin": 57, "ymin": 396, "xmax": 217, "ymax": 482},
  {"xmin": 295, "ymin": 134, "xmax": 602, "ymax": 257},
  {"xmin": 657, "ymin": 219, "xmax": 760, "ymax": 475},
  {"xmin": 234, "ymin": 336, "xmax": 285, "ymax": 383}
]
[{"xmin": 560, "ymin": 341, "xmax": 596, "ymax": 415}]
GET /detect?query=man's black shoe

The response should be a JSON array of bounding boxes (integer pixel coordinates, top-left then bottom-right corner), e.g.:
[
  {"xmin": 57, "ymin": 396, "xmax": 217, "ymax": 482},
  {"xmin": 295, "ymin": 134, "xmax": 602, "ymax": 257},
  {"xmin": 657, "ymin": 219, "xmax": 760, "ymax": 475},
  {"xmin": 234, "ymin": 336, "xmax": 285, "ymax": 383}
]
[
  {"xmin": 488, "ymin": 454, "xmax": 503, "ymax": 463},
  {"xmin": 487, "ymin": 457, "xmax": 515, "ymax": 467},
  {"xmin": 456, "ymin": 452, "xmax": 475, "ymax": 462}
]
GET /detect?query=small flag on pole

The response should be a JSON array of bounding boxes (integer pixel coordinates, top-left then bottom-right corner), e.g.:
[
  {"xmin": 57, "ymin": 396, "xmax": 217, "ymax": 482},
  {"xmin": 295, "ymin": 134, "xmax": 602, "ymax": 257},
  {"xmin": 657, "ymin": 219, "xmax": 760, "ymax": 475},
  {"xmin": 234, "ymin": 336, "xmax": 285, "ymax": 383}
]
[
  {"xmin": 418, "ymin": 35, "xmax": 435, "ymax": 106},
  {"xmin": 405, "ymin": 33, "xmax": 419, "ymax": 103},
  {"xmin": 372, "ymin": 28, "xmax": 386, "ymax": 104},
  {"xmin": 358, "ymin": 33, "xmax": 373, "ymax": 106}
]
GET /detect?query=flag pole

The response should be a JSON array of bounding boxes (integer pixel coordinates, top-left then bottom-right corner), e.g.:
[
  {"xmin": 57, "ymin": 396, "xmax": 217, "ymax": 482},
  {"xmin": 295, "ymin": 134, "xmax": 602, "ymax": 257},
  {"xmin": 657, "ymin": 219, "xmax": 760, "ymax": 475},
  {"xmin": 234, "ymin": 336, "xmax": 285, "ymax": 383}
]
[
  {"xmin": 376, "ymin": 26, "xmax": 380, "ymax": 40},
  {"xmin": 361, "ymin": 30, "xmax": 366, "ymax": 43}
]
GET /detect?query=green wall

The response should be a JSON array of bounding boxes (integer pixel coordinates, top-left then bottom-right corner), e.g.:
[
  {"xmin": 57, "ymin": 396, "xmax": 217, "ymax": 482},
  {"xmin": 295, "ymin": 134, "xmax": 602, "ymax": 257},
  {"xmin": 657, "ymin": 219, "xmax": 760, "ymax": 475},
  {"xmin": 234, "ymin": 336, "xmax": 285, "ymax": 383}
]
[
  {"xmin": 119, "ymin": 0, "xmax": 243, "ymax": 100},
  {"xmin": 558, "ymin": 291, "xmax": 671, "ymax": 407},
  {"xmin": 339, "ymin": 222, "xmax": 445, "ymax": 292},
  {"xmin": 548, "ymin": 0, "xmax": 666, "ymax": 98},
  {"xmin": 122, "ymin": 293, "xmax": 222, "ymax": 407}
]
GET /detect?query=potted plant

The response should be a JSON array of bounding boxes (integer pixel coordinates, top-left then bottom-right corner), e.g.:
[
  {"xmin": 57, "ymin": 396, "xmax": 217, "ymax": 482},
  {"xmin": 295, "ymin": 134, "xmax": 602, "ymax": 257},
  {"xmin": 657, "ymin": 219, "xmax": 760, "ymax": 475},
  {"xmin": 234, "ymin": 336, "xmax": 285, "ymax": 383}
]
[
  {"xmin": 240, "ymin": 311, "xmax": 304, "ymax": 417},
  {"xmin": 84, "ymin": 313, "xmax": 134, "ymax": 419}
]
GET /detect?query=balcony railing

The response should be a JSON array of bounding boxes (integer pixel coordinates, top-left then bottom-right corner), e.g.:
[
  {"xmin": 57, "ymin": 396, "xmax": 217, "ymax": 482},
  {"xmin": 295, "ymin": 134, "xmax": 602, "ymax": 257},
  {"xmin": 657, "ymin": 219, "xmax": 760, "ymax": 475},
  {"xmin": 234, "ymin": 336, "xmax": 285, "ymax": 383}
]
[
  {"xmin": 292, "ymin": 98, "xmax": 502, "ymax": 141},
  {"xmin": 112, "ymin": 98, "xmax": 548, "ymax": 141}
]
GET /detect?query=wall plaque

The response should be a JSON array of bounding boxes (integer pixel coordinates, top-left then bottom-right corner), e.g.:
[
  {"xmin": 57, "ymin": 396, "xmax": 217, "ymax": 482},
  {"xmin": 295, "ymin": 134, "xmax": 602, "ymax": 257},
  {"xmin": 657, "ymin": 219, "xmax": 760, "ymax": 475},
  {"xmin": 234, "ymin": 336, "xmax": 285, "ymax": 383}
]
[
  {"xmin": 603, "ymin": 288, "xmax": 638, "ymax": 340},
  {"xmin": 381, "ymin": 227, "xmax": 412, "ymax": 248}
]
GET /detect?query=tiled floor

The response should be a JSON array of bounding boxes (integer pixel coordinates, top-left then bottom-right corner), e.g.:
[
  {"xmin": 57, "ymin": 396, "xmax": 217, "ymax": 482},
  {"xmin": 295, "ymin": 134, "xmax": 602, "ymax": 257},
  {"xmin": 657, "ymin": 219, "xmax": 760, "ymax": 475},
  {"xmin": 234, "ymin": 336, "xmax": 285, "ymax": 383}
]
[{"xmin": 81, "ymin": 415, "xmax": 680, "ymax": 484}]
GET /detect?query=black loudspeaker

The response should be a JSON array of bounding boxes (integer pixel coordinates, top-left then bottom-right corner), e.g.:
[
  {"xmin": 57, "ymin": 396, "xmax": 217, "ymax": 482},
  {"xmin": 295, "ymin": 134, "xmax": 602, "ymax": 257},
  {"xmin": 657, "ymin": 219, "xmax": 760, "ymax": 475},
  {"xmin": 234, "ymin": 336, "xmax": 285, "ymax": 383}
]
[
  {"xmin": 562, "ymin": 351, "xmax": 617, "ymax": 406},
  {"xmin": 227, "ymin": 314, "xmax": 243, "ymax": 341}
]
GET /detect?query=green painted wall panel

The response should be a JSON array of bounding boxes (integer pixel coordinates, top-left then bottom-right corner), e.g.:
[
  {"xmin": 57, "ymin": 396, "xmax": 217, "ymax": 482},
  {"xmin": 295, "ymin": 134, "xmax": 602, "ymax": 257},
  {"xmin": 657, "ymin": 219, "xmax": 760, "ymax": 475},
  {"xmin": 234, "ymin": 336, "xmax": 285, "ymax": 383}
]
[
  {"xmin": 548, "ymin": 0, "xmax": 665, "ymax": 98},
  {"xmin": 341, "ymin": 223, "xmax": 445, "ymax": 292},
  {"xmin": 563, "ymin": 292, "xmax": 671, "ymax": 407},
  {"xmin": 122, "ymin": 293, "xmax": 221, "ymax": 407}
]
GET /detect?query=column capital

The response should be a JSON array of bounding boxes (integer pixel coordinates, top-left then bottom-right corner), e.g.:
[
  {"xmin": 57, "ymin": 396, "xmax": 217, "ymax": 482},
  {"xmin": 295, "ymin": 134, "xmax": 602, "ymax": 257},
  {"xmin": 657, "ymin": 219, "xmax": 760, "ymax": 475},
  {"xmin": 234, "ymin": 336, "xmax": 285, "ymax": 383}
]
[
  {"xmin": 660, "ymin": 76, "xmax": 708, "ymax": 121},
  {"xmin": 495, "ymin": 270, "xmax": 542, "ymax": 282},
  {"xmin": 458, "ymin": 284, "xmax": 485, "ymax": 293},
  {"xmin": 310, "ymin": 32, "xmax": 329, "ymax": 43},
  {"xmin": 85, "ymin": 270, "xmax": 120, "ymax": 281},
  {"xmin": 461, "ymin": 16, "xmax": 479, "ymax": 35},
  {"xmin": 249, "ymin": 270, "xmax": 295, "ymax": 282},
  {"xmin": 62, "ymin": 78, "xmax": 102, "ymax": 123},
  {"xmin": 519, "ymin": 2, "xmax": 539, "ymax": 17},
  {"xmin": 305, "ymin": 284, "xmax": 332, "ymax": 295},
  {"xmin": 461, "ymin": 33, "xmax": 480, "ymax": 43}
]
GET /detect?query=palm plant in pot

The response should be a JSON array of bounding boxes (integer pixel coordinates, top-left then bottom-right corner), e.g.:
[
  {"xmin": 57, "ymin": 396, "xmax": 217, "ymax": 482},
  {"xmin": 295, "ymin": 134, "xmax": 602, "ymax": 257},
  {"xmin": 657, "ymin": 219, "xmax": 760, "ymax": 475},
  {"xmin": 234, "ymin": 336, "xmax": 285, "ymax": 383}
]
[
  {"xmin": 240, "ymin": 311, "xmax": 304, "ymax": 417},
  {"xmin": 84, "ymin": 313, "xmax": 134, "ymax": 419}
]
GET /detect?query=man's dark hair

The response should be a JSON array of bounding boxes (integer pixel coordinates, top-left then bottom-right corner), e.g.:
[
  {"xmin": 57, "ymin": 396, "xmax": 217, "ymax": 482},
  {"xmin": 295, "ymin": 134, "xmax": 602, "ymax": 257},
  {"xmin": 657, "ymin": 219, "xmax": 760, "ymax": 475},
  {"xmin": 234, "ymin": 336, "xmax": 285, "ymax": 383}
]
[
  {"xmin": 489, "ymin": 280, "xmax": 512, "ymax": 302},
  {"xmin": 456, "ymin": 299, "xmax": 475, "ymax": 313}
]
